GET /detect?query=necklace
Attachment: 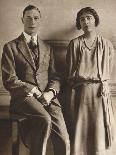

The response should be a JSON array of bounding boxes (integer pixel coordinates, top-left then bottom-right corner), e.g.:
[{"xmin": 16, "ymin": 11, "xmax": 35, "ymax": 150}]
[{"xmin": 84, "ymin": 36, "xmax": 97, "ymax": 50}]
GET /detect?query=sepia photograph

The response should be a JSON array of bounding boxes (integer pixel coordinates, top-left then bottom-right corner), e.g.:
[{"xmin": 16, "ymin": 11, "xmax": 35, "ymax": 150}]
[{"xmin": 0, "ymin": 0, "xmax": 116, "ymax": 155}]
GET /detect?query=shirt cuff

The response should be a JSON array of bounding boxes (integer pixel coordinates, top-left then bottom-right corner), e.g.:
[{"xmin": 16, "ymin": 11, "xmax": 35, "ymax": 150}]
[{"xmin": 48, "ymin": 88, "xmax": 57, "ymax": 98}]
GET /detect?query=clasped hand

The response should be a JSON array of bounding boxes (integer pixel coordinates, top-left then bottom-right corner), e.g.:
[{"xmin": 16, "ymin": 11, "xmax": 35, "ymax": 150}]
[
  {"xmin": 27, "ymin": 87, "xmax": 54, "ymax": 106},
  {"xmin": 36, "ymin": 91, "xmax": 54, "ymax": 106},
  {"xmin": 42, "ymin": 91, "xmax": 54, "ymax": 105}
]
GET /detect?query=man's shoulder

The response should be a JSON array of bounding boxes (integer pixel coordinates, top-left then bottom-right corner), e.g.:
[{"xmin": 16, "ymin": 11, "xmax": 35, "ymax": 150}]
[
  {"xmin": 37, "ymin": 36, "xmax": 49, "ymax": 45},
  {"xmin": 37, "ymin": 36, "xmax": 50, "ymax": 51},
  {"xmin": 4, "ymin": 34, "xmax": 22, "ymax": 47}
]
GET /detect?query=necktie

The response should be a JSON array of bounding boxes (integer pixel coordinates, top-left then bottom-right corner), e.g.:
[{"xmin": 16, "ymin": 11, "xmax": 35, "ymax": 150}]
[{"xmin": 29, "ymin": 37, "xmax": 39, "ymax": 68}]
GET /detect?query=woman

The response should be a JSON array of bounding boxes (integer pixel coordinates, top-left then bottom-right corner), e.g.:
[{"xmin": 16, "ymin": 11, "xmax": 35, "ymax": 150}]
[{"xmin": 66, "ymin": 7, "xmax": 116, "ymax": 155}]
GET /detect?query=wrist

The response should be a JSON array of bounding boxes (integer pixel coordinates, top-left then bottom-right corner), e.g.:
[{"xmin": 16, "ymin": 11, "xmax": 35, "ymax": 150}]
[
  {"xmin": 38, "ymin": 94, "xmax": 49, "ymax": 106},
  {"xmin": 33, "ymin": 92, "xmax": 42, "ymax": 99},
  {"xmin": 48, "ymin": 88, "xmax": 57, "ymax": 99}
]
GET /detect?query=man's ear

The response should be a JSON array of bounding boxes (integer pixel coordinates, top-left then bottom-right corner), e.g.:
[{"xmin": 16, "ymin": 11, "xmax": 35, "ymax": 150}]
[{"xmin": 21, "ymin": 17, "xmax": 24, "ymax": 24}]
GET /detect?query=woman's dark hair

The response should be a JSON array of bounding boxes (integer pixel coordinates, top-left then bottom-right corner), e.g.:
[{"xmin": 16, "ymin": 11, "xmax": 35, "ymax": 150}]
[
  {"xmin": 23, "ymin": 5, "xmax": 41, "ymax": 17},
  {"xmin": 76, "ymin": 7, "xmax": 100, "ymax": 30}
]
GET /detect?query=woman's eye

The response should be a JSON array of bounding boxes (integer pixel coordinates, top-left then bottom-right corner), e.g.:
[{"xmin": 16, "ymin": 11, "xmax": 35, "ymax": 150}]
[{"xmin": 80, "ymin": 18, "xmax": 84, "ymax": 22}]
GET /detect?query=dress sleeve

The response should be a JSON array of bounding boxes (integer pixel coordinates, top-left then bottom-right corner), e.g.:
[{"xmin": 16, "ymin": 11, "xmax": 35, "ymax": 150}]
[
  {"xmin": 66, "ymin": 39, "xmax": 80, "ymax": 79},
  {"xmin": 108, "ymin": 41, "xmax": 114, "ymax": 74},
  {"xmin": 66, "ymin": 40, "xmax": 74, "ymax": 78}
]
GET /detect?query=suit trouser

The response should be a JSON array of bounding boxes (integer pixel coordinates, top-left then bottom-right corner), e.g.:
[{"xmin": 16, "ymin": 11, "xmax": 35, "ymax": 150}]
[{"xmin": 13, "ymin": 96, "xmax": 70, "ymax": 155}]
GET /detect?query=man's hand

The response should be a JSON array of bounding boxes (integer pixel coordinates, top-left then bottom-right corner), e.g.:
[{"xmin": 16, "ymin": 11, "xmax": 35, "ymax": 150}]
[
  {"xmin": 27, "ymin": 87, "xmax": 42, "ymax": 97},
  {"xmin": 42, "ymin": 91, "xmax": 54, "ymax": 105},
  {"xmin": 27, "ymin": 87, "xmax": 55, "ymax": 106}
]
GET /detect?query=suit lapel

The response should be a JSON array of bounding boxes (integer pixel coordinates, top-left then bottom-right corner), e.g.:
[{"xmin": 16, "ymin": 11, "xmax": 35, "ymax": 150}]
[{"xmin": 17, "ymin": 34, "xmax": 36, "ymax": 70}]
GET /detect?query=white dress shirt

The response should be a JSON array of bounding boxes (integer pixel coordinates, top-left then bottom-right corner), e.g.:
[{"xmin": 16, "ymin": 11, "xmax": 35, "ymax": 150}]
[{"xmin": 23, "ymin": 32, "xmax": 38, "ymax": 45}]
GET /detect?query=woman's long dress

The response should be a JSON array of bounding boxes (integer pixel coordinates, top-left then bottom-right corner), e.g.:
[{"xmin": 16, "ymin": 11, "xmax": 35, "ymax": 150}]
[{"xmin": 66, "ymin": 35, "xmax": 116, "ymax": 155}]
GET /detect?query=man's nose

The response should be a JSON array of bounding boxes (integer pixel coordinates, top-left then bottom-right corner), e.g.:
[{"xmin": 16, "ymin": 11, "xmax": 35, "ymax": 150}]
[{"xmin": 30, "ymin": 18, "xmax": 35, "ymax": 24}]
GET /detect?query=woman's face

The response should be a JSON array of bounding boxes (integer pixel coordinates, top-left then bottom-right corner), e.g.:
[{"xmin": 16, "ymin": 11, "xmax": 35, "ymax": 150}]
[{"xmin": 79, "ymin": 12, "xmax": 96, "ymax": 33}]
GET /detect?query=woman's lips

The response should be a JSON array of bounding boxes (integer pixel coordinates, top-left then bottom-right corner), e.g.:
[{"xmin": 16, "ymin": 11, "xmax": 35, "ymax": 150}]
[{"xmin": 29, "ymin": 27, "xmax": 36, "ymax": 29}]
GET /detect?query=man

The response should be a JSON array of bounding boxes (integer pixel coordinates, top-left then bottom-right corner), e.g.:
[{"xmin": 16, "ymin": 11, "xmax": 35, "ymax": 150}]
[{"xmin": 1, "ymin": 5, "xmax": 70, "ymax": 155}]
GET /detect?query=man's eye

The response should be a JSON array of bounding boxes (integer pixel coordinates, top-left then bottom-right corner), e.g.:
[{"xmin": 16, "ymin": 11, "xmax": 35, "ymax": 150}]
[
  {"xmin": 25, "ymin": 17, "xmax": 39, "ymax": 21},
  {"xmin": 26, "ymin": 17, "xmax": 31, "ymax": 20},
  {"xmin": 34, "ymin": 17, "xmax": 39, "ymax": 20}
]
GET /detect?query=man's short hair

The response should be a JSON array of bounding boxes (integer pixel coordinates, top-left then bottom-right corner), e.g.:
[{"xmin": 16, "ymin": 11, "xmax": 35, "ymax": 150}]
[{"xmin": 23, "ymin": 5, "xmax": 41, "ymax": 17}]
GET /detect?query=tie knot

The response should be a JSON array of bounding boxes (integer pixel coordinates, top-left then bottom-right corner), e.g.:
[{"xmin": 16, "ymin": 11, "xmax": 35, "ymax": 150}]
[
  {"xmin": 29, "ymin": 37, "xmax": 37, "ymax": 50},
  {"xmin": 31, "ymin": 36, "xmax": 34, "ymax": 42}
]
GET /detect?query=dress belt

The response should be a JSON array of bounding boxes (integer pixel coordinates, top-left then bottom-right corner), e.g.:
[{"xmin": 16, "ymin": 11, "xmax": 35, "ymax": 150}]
[{"xmin": 70, "ymin": 79, "xmax": 101, "ymax": 89}]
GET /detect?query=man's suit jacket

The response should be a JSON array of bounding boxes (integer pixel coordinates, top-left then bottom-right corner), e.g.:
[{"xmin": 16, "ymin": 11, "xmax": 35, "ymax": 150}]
[{"xmin": 1, "ymin": 33, "xmax": 61, "ymax": 108}]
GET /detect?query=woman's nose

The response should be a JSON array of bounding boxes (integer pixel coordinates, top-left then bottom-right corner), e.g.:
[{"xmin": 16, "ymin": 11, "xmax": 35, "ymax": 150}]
[{"xmin": 84, "ymin": 18, "xmax": 88, "ymax": 24}]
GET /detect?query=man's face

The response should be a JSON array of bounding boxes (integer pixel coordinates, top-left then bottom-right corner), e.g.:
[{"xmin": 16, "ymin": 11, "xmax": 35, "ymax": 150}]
[{"xmin": 22, "ymin": 9, "xmax": 41, "ymax": 36}]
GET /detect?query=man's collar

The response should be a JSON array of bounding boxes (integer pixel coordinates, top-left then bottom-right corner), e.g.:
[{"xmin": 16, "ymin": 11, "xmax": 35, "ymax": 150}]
[{"xmin": 23, "ymin": 32, "xmax": 38, "ymax": 44}]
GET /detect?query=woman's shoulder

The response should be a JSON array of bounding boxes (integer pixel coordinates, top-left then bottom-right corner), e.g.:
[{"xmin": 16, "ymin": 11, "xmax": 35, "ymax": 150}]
[
  {"xmin": 97, "ymin": 35, "xmax": 113, "ymax": 47},
  {"xmin": 69, "ymin": 35, "xmax": 84, "ymax": 45}
]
